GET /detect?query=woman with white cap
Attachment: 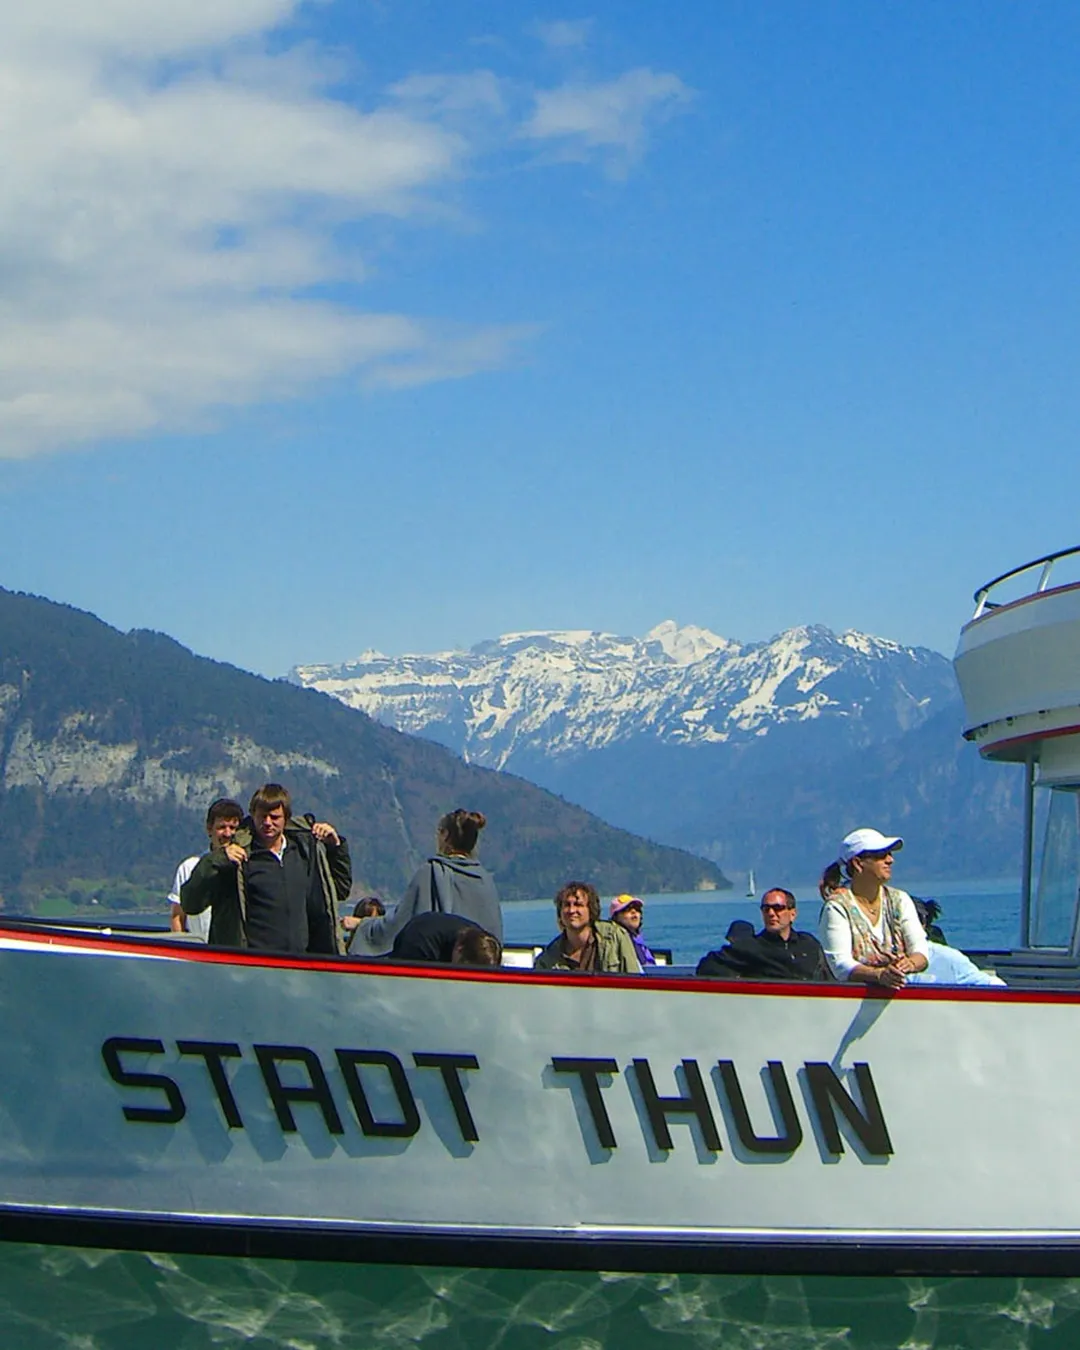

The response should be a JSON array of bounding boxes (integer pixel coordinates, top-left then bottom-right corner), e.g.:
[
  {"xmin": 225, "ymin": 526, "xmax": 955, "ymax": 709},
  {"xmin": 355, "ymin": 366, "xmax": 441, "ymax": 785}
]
[{"xmin": 818, "ymin": 829, "xmax": 929, "ymax": 988}]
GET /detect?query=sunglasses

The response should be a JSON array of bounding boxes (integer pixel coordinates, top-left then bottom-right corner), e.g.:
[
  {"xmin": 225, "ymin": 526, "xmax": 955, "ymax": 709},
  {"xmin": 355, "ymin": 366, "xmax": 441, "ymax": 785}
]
[{"xmin": 760, "ymin": 902, "xmax": 792, "ymax": 913}]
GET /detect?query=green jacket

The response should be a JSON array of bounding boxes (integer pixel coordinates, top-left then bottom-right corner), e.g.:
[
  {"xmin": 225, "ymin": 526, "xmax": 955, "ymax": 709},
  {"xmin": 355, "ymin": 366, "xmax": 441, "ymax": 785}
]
[
  {"xmin": 181, "ymin": 814, "xmax": 350, "ymax": 954},
  {"xmin": 534, "ymin": 918, "xmax": 642, "ymax": 974}
]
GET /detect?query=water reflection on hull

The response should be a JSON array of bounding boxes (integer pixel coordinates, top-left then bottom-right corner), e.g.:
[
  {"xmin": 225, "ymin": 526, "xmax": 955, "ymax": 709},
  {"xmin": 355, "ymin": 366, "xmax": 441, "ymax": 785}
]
[{"xmin": 1, "ymin": 1243, "xmax": 1079, "ymax": 1348}]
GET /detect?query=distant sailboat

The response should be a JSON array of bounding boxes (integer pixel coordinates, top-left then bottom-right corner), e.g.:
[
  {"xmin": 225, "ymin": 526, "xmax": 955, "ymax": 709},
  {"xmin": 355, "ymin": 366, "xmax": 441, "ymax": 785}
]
[{"xmin": 746, "ymin": 868, "xmax": 756, "ymax": 898}]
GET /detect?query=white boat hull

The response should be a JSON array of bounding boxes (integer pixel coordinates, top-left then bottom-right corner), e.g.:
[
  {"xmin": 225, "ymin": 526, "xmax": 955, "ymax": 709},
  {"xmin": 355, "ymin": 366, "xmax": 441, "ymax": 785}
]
[{"xmin": 0, "ymin": 923, "xmax": 1076, "ymax": 1274}]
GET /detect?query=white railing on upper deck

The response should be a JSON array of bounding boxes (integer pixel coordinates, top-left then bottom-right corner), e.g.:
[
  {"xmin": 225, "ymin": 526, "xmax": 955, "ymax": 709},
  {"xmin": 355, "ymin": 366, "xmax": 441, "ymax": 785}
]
[{"xmin": 972, "ymin": 545, "xmax": 1080, "ymax": 620}]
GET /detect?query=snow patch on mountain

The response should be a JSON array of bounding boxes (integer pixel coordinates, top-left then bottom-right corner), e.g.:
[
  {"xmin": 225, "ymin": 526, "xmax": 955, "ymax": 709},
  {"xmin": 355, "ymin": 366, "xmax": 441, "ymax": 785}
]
[{"xmin": 645, "ymin": 620, "xmax": 734, "ymax": 665}]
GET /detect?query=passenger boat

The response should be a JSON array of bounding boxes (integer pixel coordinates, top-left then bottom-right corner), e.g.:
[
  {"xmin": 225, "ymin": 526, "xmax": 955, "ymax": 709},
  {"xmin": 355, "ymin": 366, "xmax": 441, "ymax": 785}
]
[{"xmin": 2, "ymin": 548, "xmax": 1080, "ymax": 1276}]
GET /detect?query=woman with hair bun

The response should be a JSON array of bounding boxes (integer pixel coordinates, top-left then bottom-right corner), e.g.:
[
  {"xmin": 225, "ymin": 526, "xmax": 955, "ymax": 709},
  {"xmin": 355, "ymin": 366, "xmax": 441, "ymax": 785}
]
[{"xmin": 350, "ymin": 809, "xmax": 502, "ymax": 956}]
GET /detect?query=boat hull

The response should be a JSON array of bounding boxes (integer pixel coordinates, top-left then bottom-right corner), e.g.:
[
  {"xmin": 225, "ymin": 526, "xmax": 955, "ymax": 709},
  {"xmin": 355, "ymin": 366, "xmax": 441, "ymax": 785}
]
[{"xmin": 0, "ymin": 923, "xmax": 1077, "ymax": 1275}]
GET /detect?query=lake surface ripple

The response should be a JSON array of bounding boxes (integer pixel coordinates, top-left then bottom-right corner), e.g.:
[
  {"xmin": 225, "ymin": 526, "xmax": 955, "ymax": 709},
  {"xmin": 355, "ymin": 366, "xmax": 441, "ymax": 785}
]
[{"xmin": 3, "ymin": 1245, "xmax": 1080, "ymax": 1348}]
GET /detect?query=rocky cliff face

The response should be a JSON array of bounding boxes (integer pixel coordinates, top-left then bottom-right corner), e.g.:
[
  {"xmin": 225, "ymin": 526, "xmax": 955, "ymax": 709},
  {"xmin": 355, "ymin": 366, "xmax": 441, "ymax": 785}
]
[
  {"xmin": 1, "ymin": 704, "xmax": 341, "ymax": 803},
  {"xmin": 0, "ymin": 590, "xmax": 727, "ymax": 907}
]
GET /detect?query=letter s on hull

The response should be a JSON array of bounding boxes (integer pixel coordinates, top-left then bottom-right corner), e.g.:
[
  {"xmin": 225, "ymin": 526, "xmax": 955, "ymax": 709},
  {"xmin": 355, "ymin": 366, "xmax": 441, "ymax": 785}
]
[{"xmin": 102, "ymin": 1037, "xmax": 186, "ymax": 1124}]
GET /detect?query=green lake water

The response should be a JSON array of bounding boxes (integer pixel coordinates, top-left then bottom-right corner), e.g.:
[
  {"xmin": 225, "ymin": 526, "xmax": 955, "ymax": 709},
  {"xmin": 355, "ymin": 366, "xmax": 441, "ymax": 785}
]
[{"xmin": 2, "ymin": 1245, "xmax": 1079, "ymax": 1348}]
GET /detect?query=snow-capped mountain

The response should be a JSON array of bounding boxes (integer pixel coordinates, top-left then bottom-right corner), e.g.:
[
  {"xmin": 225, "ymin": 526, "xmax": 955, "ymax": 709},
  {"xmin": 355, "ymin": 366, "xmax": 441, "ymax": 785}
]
[
  {"xmin": 290, "ymin": 621, "xmax": 1022, "ymax": 881},
  {"xmin": 290, "ymin": 620, "xmax": 956, "ymax": 770}
]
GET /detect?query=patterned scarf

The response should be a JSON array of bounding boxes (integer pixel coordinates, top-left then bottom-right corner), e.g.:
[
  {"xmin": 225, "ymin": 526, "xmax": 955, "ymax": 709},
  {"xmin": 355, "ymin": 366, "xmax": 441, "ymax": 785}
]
[{"xmin": 831, "ymin": 886, "xmax": 908, "ymax": 967}]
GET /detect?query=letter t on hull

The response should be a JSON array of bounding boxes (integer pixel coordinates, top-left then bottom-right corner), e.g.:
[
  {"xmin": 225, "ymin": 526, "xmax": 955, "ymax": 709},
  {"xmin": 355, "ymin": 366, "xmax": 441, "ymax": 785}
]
[{"xmin": 552, "ymin": 1058, "xmax": 620, "ymax": 1148}]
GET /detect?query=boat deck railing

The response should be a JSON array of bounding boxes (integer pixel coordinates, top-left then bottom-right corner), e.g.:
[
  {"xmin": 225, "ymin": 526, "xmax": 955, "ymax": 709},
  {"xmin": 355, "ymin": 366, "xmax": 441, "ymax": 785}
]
[{"xmin": 972, "ymin": 544, "xmax": 1080, "ymax": 619}]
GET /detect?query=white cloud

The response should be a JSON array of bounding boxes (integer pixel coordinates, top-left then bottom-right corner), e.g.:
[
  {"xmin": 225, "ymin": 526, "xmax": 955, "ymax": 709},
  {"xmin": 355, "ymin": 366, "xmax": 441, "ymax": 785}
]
[
  {"xmin": 532, "ymin": 19, "xmax": 593, "ymax": 51},
  {"xmin": 0, "ymin": 305, "xmax": 426, "ymax": 446},
  {"xmin": 0, "ymin": 0, "xmax": 525, "ymax": 457},
  {"xmin": 0, "ymin": 2, "xmax": 689, "ymax": 457},
  {"xmin": 524, "ymin": 68, "xmax": 693, "ymax": 171},
  {"xmin": 2, "ymin": 0, "xmax": 305, "ymax": 57},
  {"xmin": 389, "ymin": 71, "xmax": 507, "ymax": 117},
  {"xmin": 364, "ymin": 322, "xmax": 543, "ymax": 389}
]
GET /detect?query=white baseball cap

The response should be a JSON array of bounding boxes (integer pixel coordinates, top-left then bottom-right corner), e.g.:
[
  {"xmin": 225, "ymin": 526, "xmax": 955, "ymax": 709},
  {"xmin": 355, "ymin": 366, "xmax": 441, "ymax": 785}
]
[{"xmin": 839, "ymin": 828, "xmax": 903, "ymax": 863}]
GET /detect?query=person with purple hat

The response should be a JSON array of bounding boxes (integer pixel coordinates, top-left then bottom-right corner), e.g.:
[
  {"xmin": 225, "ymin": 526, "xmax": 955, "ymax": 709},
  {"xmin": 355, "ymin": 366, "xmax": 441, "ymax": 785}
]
[
  {"xmin": 818, "ymin": 828, "xmax": 929, "ymax": 988},
  {"xmin": 609, "ymin": 894, "xmax": 656, "ymax": 967}
]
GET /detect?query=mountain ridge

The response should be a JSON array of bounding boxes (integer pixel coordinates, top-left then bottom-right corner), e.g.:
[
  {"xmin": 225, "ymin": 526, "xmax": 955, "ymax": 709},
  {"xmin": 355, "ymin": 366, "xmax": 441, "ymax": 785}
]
[
  {"xmin": 0, "ymin": 589, "xmax": 727, "ymax": 908},
  {"xmin": 292, "ymin": 619, "xmax": 954, "ymax": 765},
  {"xmin": 291, "ymin": 620, "xmax": 1024, "ymax": 880}
]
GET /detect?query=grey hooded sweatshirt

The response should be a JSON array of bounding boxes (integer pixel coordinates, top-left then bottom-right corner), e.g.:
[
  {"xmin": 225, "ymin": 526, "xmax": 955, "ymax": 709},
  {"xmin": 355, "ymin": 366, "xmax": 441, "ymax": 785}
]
[{"xmin": 351, "ymin": 854, "xmax": 502, "ymax": 956}]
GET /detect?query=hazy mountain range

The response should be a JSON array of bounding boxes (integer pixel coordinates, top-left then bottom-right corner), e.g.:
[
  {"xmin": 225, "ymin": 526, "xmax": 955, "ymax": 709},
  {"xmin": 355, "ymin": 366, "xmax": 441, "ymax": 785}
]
[{"xmin": 292, "ymin": 620, "xmax": 1025, "ymax": 881}]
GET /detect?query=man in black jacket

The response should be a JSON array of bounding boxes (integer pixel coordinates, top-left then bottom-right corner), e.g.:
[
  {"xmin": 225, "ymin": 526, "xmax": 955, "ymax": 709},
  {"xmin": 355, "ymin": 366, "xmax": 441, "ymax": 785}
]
[{"xmin": 696, "ymin": 888, "xmax": 831, "ymax": 981}]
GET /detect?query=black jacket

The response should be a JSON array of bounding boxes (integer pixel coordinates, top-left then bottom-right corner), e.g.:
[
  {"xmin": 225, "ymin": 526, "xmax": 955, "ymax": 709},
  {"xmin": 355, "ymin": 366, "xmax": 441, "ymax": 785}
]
[
  {"xmin": 389, "ymin": 913, "xmax": 486, "ymax": 964},
  {"xmin": 696, "ymin": 928, "xmax": 832, "ymax": 981}
]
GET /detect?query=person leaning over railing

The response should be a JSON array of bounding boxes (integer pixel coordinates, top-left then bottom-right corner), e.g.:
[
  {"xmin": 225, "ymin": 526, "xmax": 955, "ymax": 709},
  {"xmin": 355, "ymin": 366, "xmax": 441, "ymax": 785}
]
[
  {"xmin": 387, "ymin": 912, "xmax": 502, "ymax": 967},
  {"xmin": 818, "ymin": 829, "xmax": 928, "ymax": 988}
]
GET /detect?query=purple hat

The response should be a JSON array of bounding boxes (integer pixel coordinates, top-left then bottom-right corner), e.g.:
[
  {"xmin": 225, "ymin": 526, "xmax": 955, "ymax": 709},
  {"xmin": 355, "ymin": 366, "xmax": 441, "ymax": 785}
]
[{"xmin": 610, "ymin": 894, "xmax": 643, "ymax": 918}]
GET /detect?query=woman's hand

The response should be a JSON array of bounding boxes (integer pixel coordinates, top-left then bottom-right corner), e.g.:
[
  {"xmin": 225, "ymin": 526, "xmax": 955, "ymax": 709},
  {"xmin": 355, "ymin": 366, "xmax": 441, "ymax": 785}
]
[{"xmin": 876, "ymin": 952, "xmax": 928, "ymax": 986}]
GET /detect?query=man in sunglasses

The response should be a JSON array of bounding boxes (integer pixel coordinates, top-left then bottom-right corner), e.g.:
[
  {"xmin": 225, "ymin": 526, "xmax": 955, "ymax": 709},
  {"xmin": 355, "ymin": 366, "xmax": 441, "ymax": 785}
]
[{"xmin": 696, "ymin": 888, "xmax": 831, "ymax": 981}]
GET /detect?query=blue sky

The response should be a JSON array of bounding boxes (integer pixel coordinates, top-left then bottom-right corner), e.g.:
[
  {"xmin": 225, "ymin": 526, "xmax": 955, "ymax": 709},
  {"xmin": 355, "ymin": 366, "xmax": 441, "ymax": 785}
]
[{"xmin": 2, "ymin": 1, "xmax": 1080, "ymax": 675}]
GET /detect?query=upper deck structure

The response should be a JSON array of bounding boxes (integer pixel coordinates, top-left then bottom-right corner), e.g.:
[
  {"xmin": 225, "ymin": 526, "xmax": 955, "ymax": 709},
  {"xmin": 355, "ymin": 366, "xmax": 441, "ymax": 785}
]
[
  {"xmin": 954, "ymin": 547, "xmax": 1080, "ymax": 956},
  {"xmin": 956, "ymin": 545, "xmax": 1080, "ymax": 779}
]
